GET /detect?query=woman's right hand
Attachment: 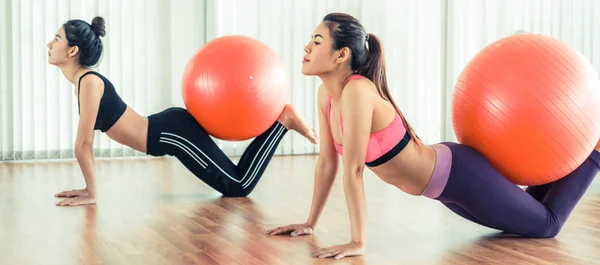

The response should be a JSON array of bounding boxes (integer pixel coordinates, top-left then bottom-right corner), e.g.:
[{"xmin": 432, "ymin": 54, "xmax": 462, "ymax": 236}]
[
  {"xmin": 266, "ymin": 222, "xmax": 314, "ymax": 237},
  {"xmin": 54, "ymin": 188, "xmax": 89, "ymax": 198}
]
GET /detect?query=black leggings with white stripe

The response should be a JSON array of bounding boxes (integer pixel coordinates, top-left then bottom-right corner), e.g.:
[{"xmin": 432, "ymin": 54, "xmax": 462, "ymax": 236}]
[{"xmin": 146, "ymin": 107, "xmax": 287, "ymax": 197}]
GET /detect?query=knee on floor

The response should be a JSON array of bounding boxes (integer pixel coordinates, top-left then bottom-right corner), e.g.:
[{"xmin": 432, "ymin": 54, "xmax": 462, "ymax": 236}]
[
  {"xmin": 220, "ymin": 185, "xmax": 253, "ymax": 197},
  {"xmin": 529, "ymin": 223, "xmax": 562, "ymax": 238}
]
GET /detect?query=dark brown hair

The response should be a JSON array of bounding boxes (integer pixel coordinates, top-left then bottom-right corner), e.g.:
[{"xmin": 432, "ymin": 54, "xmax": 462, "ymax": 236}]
[{"xmin": 323, "ymin": 13, "xmax": 419, "ymax": 140}]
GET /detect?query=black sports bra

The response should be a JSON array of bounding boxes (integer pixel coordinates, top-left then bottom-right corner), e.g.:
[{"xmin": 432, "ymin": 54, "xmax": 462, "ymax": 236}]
[{"xmin": 77, "ymin": 71, "xmax": 127, "ymax": 132}]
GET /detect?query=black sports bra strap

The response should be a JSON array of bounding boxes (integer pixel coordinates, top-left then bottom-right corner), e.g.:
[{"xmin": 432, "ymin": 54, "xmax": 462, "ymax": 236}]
[
  {"xmin": 77, "ymin": 71, "xmax": 99, "ymax": 110},
  {"xmin": 78, "ymin": 71, "xmax": 99, "ymax": 96}
]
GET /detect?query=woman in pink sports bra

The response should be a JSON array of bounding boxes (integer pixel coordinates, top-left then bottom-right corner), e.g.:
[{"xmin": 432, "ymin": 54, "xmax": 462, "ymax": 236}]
[{"xmin": 266, "ymin": 12, "xmax": 600, "ymax": 260}]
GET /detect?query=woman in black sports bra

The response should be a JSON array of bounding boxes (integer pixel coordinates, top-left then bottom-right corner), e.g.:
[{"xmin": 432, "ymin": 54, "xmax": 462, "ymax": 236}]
[{"xmin": 47, "ymin": 16, "xmax": 318, "ymax": 206}]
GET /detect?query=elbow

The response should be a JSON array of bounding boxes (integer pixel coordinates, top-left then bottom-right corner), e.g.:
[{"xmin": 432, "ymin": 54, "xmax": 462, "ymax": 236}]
[
  {"xmin": 315, "ymin": 165, "xmax": 338, "ymax": 181},
  {"xmin": 74, "ymin": 141, "xmax": 93, "ymax": 156},
  {"xmin": 317, "ymin": 155, "xmax": 338, "ymax": 171},
  {"xmin": 347, "ymin": 164, "xmax": 365, "ymax": 176},
  {"xmin": 76, "ymin": 141, "xmax": 93, "ymax": 149},
  {"xmin": 317, "ymin": 162, "xmax": 338, "ymax": 172},
  {"xmin": 75, "ymin": 137, "xmax": 94, "ymax": 149},
  {"xmin": 315, "ymin": 163, "xmax": 338, "ymax": 184},
  {"xmin": 344, "ymin": 165, "xmax": 365, "ymax": 180}
]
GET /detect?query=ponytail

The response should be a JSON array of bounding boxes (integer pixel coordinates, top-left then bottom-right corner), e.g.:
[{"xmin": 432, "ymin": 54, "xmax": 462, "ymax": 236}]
[
  {"xmin": 322, "ymin": 13, "xmax": 420, "ymax": 142},
  {"xmin": 357, "ymin": 34, "xmax": 420, "ymax": 141}
]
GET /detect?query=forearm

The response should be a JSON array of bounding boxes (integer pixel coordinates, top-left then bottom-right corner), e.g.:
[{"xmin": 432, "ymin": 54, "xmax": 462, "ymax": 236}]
[
  {"xmin": 343, "ymin": 172, "xmax": 367, "ymax": 245},
  {"xmin": 306, "ymin": 165, "xmax": 337, "ymax": 228},
  {"xmin": 75, "ymin": 143, "xmax": 96, "ymax": 197}
]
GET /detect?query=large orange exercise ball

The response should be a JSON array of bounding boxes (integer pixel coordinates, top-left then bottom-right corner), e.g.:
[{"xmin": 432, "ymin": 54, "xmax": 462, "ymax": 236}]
[
  {"xmin": 451, "ymin": 33, "xmax": 600, "ymax": 186},
  {"xmin": 182, "ymin": 35, "xmax": 288, "ymax": 141}
]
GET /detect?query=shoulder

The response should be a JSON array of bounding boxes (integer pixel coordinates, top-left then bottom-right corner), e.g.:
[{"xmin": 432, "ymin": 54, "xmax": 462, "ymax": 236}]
[
  {"xmin": 78, "ymin": 72, "xmax": 105, "ymax": 100},
  {"xmin": 79, "ymin": 72, "xmax": 105, "ymax": 89},
  {"xmin": 341, "ymin": 76, "xmax": 375, "ymax": 104}
]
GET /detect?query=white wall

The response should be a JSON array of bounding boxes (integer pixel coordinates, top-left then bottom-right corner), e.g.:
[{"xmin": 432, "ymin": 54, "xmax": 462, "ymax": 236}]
[{"xmin": 2, "ymin": 0, "xmax": 600, "ymax": 161}]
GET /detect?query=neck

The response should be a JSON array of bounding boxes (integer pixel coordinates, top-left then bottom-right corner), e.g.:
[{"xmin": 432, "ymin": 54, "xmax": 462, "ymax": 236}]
[
  {"xmin": 60, "ymin": 63, "xmax": 89, "ymax": 86},
  {"xmin": 319, "ymin": 68, "xmax": 354, "ymax": 101}
]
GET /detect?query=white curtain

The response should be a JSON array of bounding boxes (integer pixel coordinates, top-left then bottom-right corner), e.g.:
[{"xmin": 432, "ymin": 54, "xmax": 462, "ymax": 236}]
[
  {"xmin": 2, "ymin": 0, "xmax": 600, "ymax": 161},
  {"xmin": 360, "ymin": 0, "xmax": 444, "ymax": 144},
  {"xmin": 443, "ymin": 0, "xmax": 600, "ymax": 141},
  {"xmin": 0, "ymin": 0, "xmax": 206, "ymax": 160}
]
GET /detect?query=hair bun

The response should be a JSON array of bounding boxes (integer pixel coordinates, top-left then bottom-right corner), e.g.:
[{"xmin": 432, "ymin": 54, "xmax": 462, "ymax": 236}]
[{"xmin": 91, "ymin": 16, "xmax": 106, "ymax": 37}]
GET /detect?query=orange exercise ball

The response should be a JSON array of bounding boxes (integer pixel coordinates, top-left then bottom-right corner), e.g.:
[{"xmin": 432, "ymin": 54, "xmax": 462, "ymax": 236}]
[
  {"xmin": 182, "ymin": 35, "xmax": 288, "ymax": 141},
  {"xmin": 452, "ymin": 33, "xmax": 600, "ymax": 186}
]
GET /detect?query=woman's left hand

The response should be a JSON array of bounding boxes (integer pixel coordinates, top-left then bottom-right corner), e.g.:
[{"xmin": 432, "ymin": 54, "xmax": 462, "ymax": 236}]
[
  {"xmin": 311, "ymin": 242, "xmax": 365, "ymax": 260},
  {"xmin": 56, "ymin": 195, "xmax": 96, "ymax": 206}
]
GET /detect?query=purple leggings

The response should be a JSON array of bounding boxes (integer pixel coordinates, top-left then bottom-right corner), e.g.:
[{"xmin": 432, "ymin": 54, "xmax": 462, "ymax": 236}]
[{"xmin": 423, "ymin": 142, "xmax": 600, "ymax": 238}]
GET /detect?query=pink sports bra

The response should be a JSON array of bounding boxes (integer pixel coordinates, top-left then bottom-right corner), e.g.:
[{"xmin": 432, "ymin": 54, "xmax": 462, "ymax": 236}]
[{"xmin": 326, "ymin": 75, "xmax": 411, "ymax": 167}]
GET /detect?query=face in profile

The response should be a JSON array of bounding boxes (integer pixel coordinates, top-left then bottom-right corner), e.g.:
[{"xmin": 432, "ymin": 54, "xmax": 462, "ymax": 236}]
[
  {"xmin": 47, "ymin": 27, "xmax": 74, "ymax": 66},
  {"xmin": 302, "ymin": 22, "xmax": 341, "ymax": 76}
]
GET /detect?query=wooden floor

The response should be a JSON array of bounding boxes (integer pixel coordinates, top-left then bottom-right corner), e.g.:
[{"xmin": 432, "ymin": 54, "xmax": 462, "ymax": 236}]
[{"xmin": 1, "ymin": 155, "xmax": 599, "ymax": 265}]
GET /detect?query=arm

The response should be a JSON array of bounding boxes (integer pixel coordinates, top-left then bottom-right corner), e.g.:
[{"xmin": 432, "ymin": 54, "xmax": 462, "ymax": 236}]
[
  {"xmin": 311, "ymin": 80, "xmax": 373, "ymax": 260},
  {"xmin": 306, "ymin": 84, "xmax": 340, "ymax": 228},
  {"xmin": 56, "ymin": 74, "xmax": 104, "ymax": 205},
  {"xmin": 76, "ymin": 75, "xmax": 104, "ymax": 197},
  {"xmin": 266, "ymin": 84, "xmax": 339, "ymax": 236},
  {"xmin": 339, "ymin": 81, "xmax": 373, "ymax": 246}
]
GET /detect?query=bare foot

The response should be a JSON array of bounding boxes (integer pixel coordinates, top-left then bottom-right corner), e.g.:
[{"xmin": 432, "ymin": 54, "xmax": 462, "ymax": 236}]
[{"xmin": 277, "ymin": 104, "xmax": 319, "ymax": 144}]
